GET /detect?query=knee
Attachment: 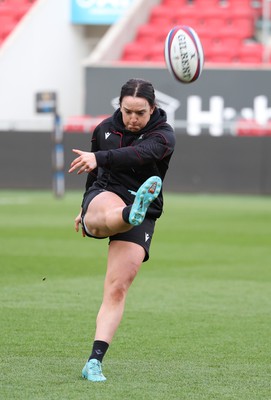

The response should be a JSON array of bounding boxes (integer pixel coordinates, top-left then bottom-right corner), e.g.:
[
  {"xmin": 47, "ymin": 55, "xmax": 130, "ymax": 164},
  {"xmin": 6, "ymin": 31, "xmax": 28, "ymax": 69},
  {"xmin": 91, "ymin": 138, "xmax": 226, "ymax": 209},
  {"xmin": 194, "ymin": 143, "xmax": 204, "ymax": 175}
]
[
  {"xmin": 85, "ymin": 211, "xmax": 104, "ymax": 228},
  {"xmin": 110, "ymin": 284, "xmax": 126, "ymax": 304},
  {"xmin": 84, "ymin": 212, "xmax": 105, "ymax": 237},
  {"xmin": 109, "ymin": 273, "xmax": 136, "ymax": 303}
]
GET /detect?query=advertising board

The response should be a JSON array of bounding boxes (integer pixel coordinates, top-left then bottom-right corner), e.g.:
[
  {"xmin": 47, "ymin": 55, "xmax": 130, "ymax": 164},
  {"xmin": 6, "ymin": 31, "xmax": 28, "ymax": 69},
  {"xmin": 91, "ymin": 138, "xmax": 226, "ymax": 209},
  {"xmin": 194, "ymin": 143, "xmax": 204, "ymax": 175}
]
[
  {"xmin": 84, "ymin": 66, "xmax": 271, "ymax": 137},
  {"xmin": 71, "ymin": 0, "xmax": 134, "ymax": 25}
]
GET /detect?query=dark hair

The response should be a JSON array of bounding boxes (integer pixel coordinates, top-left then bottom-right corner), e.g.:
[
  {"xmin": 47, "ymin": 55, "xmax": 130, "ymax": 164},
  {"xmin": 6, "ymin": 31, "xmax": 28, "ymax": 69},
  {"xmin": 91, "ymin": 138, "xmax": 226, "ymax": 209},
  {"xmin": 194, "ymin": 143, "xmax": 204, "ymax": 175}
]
[{"xmin": 119, "ymin": 78, "xmax": 156, "ymax": 108}]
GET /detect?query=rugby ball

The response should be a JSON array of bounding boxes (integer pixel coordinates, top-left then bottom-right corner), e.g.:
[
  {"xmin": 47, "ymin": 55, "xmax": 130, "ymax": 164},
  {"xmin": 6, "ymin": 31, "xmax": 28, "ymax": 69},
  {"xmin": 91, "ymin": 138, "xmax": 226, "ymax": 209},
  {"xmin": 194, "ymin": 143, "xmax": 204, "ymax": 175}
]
[{"xmin": 164, "ymin": 25, "xmax": 204, "ymax": 84}]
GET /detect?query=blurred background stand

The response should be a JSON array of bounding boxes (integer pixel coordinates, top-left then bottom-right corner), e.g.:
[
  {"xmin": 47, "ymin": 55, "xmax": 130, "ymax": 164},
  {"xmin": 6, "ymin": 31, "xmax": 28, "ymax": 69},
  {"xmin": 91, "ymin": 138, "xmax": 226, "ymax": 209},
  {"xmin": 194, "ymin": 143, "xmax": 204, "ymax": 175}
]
[{"xmin": 36, "ymin": 91, "xmax": 65, "ymax": 198}]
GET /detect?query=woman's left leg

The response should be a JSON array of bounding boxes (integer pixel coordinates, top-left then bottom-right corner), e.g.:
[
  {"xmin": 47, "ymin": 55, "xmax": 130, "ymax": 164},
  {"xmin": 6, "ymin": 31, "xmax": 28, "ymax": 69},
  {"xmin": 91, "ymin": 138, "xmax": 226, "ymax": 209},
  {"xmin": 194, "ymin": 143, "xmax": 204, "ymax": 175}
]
[
  {"xmin": 82, "ymin": 240, "xmax": 145, "ymax": 382},
  {"xmin": 95, "ymin": 240, "xmax": 145, "ymax": 343}
]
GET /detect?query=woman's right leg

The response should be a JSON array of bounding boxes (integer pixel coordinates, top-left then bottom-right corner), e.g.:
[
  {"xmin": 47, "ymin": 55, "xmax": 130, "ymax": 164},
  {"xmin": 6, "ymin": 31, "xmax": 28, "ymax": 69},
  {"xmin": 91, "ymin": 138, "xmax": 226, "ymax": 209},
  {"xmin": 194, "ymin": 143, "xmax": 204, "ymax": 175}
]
[
  {"xmin": 83, "ymin": 176, "xmax": 162, "ymax": 238},
  {"xmin": 83, "ymin": 191, "xmax": 132, "ymax": 238}
]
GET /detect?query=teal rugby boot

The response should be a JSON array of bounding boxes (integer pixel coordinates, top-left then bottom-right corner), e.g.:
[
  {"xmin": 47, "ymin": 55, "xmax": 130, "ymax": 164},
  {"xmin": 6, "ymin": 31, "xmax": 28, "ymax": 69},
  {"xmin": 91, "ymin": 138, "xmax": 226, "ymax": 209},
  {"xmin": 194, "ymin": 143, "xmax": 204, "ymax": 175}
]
[
  {"xmin": 129, "ymin": 176, "xmax": 162, "ymax": 226},
  {"xmin": 82, "ymin": 359, "xmax": 106, "ymax": 382}
]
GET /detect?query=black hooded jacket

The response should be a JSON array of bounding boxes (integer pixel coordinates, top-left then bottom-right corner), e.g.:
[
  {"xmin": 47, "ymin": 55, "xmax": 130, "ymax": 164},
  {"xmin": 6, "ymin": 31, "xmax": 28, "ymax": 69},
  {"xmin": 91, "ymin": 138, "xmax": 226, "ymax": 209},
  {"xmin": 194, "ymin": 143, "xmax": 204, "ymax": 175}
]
[{"xmin": 83, "ymin": 107, "xmax": 175, "ymax": 219}]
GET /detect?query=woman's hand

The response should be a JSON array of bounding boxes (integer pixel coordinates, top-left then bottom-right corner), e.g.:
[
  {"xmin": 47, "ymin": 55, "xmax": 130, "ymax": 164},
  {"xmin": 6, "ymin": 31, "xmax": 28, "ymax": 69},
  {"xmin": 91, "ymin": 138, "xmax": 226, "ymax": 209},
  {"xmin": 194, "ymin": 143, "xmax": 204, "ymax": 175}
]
[
  {"xmin": 74, "ymin": 209, "xmax": 86, "ymax": 237},
  {"xmin": 69, "ymin": 149, "xmax": 97, "ymax": 175}
]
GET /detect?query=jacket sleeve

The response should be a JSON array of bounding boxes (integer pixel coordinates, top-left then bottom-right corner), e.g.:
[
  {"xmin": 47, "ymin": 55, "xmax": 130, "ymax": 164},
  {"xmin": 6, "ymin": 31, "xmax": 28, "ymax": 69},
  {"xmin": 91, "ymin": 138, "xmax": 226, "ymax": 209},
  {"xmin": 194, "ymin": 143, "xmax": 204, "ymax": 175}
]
[
  {"xmin": 95, "ymin": 128, "xmax": 175, "ymax": 170},
  {"xmin": 84, "ymin": 128, "xmax": 99, "ymax": 191}
]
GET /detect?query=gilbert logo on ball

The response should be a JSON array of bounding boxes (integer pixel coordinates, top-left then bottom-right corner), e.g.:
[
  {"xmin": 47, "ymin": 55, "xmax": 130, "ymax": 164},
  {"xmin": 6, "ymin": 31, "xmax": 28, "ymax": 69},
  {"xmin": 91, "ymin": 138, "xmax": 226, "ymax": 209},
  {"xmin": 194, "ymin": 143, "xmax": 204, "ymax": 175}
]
[{"xmin": 164, "ymin": 25, "xmax": 204, "ymax": 84}]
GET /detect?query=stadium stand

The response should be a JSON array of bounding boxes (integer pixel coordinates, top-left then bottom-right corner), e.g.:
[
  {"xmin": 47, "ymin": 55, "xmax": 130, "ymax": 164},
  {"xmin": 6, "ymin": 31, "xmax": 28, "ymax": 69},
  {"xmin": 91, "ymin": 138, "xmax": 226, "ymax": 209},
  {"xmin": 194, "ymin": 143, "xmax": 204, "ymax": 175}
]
[
  {"xmin": 0, "ymin": 0, "xmax": 36, "ymax": 45},
  {"xmin": 121, "ymin": 0, "xmax": 270, "ymax": 64}
]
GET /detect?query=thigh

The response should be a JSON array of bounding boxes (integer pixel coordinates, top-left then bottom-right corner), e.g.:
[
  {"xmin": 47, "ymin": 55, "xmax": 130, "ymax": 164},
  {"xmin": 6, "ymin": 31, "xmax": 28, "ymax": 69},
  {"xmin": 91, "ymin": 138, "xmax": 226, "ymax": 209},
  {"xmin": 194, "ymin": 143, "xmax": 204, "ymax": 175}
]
[
  {"xmin": 105, "ymin": 241, "xmax": 145, "ymax": 289},
  {"xmin": 82, "ymin": 187, "xmax": 126, "ymax": 217},
  {"xmin": 81, "ymin": 188, "xmax": 128, "ymax": 237},
  {"xmin": 88, "ymin": 191, "xmax": 126, "ymax": 214},
  {"xmin": 110, "ymin": 218, "xmax": 156, "ymax": 262}
]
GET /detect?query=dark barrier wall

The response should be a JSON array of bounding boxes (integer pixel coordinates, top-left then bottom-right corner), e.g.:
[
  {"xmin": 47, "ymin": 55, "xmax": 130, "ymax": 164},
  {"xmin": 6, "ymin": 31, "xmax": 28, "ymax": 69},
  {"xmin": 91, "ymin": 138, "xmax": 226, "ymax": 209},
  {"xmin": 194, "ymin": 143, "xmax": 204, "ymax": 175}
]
[
  {"xmin": 172, "ymin": 135, "xmax": 271, "ymax": 194},
  {"xmin": 1, "ymin": 131, "xmax": 270, "ymax": 194},
  {"xmin": 0, "ymin": 131, "xmax": 90, "ymax": 190}
]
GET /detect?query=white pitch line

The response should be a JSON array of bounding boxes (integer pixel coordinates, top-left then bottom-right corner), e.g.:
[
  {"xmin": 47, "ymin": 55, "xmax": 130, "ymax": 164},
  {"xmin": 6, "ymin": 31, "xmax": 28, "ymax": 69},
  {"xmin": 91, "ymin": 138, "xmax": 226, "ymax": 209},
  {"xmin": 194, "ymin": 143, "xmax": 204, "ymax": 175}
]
[{"xmin": 0, "ymin": 197, "xmax": 30, "ymax": 205}]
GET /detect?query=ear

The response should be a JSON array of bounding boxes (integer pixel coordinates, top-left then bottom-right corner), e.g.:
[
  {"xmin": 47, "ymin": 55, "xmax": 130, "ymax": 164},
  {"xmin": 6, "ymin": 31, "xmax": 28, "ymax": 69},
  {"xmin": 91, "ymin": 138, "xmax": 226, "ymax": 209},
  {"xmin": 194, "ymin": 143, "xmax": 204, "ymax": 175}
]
[{"xmin": 150, "ymin": 106, "xmax": 155, "ymax": 115}]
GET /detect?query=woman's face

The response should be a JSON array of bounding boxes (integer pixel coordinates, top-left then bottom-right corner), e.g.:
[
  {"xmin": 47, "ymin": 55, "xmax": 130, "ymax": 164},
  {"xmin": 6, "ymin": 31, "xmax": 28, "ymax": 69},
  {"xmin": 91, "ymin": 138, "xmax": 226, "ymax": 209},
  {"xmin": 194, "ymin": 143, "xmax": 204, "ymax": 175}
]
[{"xmin": 120, "ymin": 96, "xmax": 155, "ymax": 132}]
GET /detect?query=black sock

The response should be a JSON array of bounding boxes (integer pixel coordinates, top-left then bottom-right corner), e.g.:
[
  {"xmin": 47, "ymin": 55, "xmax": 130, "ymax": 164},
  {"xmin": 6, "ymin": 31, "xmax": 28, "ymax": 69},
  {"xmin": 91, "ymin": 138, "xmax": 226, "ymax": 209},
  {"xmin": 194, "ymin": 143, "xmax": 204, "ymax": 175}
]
[
  {"xmin": 122, "ymin": 205, "xmax": 132, "ymax": 224},
  {"xmin": 88, "ymin": 340, "xmax": 109, "ymax": 363}
]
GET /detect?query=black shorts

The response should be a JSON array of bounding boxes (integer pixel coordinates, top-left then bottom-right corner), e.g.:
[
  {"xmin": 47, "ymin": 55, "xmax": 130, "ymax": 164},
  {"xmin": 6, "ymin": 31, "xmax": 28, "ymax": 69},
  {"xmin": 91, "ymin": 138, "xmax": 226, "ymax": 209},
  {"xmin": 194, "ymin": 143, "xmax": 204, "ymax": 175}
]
[{"xmin": 81, "ymin": 187, "xmax": 156, "ymax": 262}]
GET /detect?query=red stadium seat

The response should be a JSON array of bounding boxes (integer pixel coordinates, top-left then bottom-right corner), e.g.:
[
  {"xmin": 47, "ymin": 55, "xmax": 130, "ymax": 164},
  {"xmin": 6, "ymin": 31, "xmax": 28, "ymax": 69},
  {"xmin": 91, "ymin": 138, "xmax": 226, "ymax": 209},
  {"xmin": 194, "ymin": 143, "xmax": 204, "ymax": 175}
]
[
  {"xmin": 4, "ymin": 0, "xmax": 35, "ymax": 5},
  {"xmin": 122, "ymin": 42, "xmax": 150, "ymax": 62},
  {"xmin": 0, "ymin": 2, "xmax": 13, "ymax": 13},
  {"xmin": 162, "ymin": 0, "xmax": 190, "ymax": 6},
  {"xmin": 136, "ymin": 24, "xmax": 171, "ymax": 44},
  {"xmin": 238, "ymin": 43, "xmax": 264, "ymax": 63},
  {"xmin": 192, "ymin": 0, "xmax": 221, "ymax": 8},
  {"xmin": 147, "ymin": 43, "xmax": 166, "ymax": 63},
  {"xmin": 136, "ymin": 24, "xmax": 159, "ymax": 44},
  {"xmin": 219, "ymin": 24, "xmax": 251, "ymax": 41},
  {"xmin": 191, "ymin": 25, "xmax": 214, "ymax": 54},
  {"xmin": 206, "ymin": 46, "xmax": 237, "ymax": 63},
  {"xmin": 120, "ymin": 0, "xmax": 262, "ymax": 65},
  {"xmin": 226, "ymin": 0, "xmax": 253, "ymax": 9},
  {"xmin": 217, "ymin": 26, "xmax": 244, "ymax": 49},
  {"xmin": 236, "ymin": 119, "xmax": 271, "ymax": 137},
  {"xmin": 218, "ymin": 35, "xmax": 242, "ymax": 51},
  {"xmin": 160, "ymin": 24, "xmax": 174, "ymax": 42},
  {"xmin": 173, "ymin": 8, "xmax": 201, "ymax": 27},
  {"xmin": 200, "ymin": 8, "xmax": 230, "ymax": 30},
  {"xmin": 10, "ymin": 1, "xmax": 33, "ymax": 20},
  {"xmin": 149, "ymin": 5, "xmax": 175, "ymax": 25},
  {"xmin": 226, "ymin": 0, "xmax": 263, "ymax": 18},
  {"xmin": 200, "ymin": 36, "xmax": 214, "ymax": 54},
  {"xmin": 229, "ymin": 8, "xmax": 255, "ymax": 38},
  {"xmin": 0, "ymin": 14, "xmax": 16, "ymax": 40},
  {"xmin": 0, "ymin": 0, "xmax": 36, "ymax": 44}
]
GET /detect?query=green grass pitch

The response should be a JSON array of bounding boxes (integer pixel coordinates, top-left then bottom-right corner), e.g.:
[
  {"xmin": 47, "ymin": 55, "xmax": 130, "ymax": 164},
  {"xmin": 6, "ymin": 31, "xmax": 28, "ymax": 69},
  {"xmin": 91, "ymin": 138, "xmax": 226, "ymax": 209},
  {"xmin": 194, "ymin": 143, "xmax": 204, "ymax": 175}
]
[{"xmin": 0, "ymin": 191, "xmax": 270, "ymax": 400}]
